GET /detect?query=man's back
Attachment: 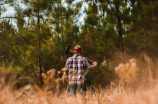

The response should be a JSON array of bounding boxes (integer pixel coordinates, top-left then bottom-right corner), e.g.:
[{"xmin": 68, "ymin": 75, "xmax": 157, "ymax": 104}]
[
  {"xmin": 65, "ymin": 54, "xmax": 91, "ymax": 74},
  {"xmin": 63, "ymin": 44, "xmax": 97, "ymax": 95},
  {"xmin": 65, "ymin": 54, "xmax": 91, "ymax": 85}
]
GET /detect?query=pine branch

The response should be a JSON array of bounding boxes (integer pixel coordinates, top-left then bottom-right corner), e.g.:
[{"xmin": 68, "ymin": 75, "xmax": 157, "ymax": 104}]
[
  {"xmin": 0, "ymin": 17, "xmax": 18, "ymax": 19},
  {"xmin": 0, "ymin": 0, "xmax": 19, "ymax": 6},
  {"xmin": 0, "ymin": 16, "xmax": 29, "ymax": 19},
  {"xmin": 108, "ymin": 2, "xmax": 117, "ymax": 16}
]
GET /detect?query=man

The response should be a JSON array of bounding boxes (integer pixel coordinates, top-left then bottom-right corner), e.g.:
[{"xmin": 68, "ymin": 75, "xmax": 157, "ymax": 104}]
[{"xmin": 62, "ymin": 45, "xmax": 97, "ymax": 95}]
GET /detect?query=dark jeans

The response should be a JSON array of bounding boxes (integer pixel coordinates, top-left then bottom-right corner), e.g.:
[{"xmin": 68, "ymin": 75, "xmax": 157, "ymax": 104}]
[{"xmin": 68, "ymin": 82, "xmax": 87, "ymax": 95}]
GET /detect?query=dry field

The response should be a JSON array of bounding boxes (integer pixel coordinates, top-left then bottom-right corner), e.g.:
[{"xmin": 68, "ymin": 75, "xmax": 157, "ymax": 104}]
[
  {"xmin": 1, "ymin": 56, "xmax": 158, "ymax": 104},
  {"xmin": 1, "ymin": 81, "xmax": 158, "ymax": 104}
]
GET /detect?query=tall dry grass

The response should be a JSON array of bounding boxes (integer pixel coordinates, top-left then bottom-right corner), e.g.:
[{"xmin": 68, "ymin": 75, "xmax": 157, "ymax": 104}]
[
  {"xmin": 1, "ymin": 55, "xmax": 158, "ymax": 104},
  {"xmin": 1, "ymin": 81, "xmax": 158, "ymax": 104}
]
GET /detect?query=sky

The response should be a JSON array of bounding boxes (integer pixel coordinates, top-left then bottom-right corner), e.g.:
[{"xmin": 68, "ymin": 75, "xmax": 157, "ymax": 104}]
[
  {"xmin": 1, "ymin": 4, "xmax": 16, "ymax": 27},
  {"xmin": 1, "ymin": 0, "xmax": 88, "ymax": 26},
  {"xmin": 1, "ymin": 6, "xmax": 15, "ymax": 17}
]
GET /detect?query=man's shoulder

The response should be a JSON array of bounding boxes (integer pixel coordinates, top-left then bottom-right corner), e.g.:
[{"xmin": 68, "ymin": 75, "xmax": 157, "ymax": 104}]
[
  {"xmin": 78, "ymin": 55, "xmax": 85, "ymax": 58},
  {"xmin": 77, "ymin": 56, "xmax": 87, "ymax": 60},
  {"xmin": 67, "ymin": 54, "xmax": 86, "ymax": 60},
  {"xmin": 67, "ymin": 55, "xmax": 76, "ymax": 60}
]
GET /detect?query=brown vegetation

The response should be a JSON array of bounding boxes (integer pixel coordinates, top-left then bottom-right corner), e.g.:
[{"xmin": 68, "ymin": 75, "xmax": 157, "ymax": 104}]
[
  {"xmin": 115, "ymin": 58, "xmax": 140, "ymax": 88},
  {"xmin": 42, "ymin": 68, "xmax": 68, "ymax": 94},
  {"xmin": 1, "ymin": 55, "xmax": 158, "ymax": 104}
]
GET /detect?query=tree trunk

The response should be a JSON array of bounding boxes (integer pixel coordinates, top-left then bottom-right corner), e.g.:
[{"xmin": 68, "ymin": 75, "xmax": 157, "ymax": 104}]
[
  {"xmin": 37, "ymin": 1, "xmax": 43, "ymax": 87},
  {"xmin": 117, "ymin": 16, "xmax": 124, "ymax": 59},
  {"xmin": 115, "ymin": 0, "xmax": 124, "ymax": 59}
]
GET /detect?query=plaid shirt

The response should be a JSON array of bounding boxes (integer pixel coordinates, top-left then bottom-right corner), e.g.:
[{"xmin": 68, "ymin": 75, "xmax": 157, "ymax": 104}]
[{"xmin": 65, "ymin": 54, "xmax": 91, "ymax": 85}]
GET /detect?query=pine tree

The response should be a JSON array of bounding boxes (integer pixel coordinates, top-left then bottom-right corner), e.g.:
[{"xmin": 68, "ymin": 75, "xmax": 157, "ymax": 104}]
[
  {"xmin": 45, "ymin": 0, "xmax": 83, "ymax": 68},
  {"xmin": 16, "ymin": 0, "xmax": 55, "ymax": 86},
  {"xmin": 124, "ymin": 0, "xmax": 158, "ymax": 57},
  {"xmin": 95, "ymin": 0, "xmax": 132, "ymax": 59},
  {"xmin": 0, "ymin": 0, "xmax": 17, "ymax": 64}
]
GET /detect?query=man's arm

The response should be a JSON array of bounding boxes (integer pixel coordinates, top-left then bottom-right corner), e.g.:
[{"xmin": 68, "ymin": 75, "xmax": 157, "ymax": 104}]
[{"xmin": 83, "ymin": 58, "xmax": 97, "ymax": 69}]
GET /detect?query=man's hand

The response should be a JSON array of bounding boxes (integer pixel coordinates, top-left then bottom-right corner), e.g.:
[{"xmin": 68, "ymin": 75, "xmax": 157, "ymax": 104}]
[
  {"xmin": 90, "ymin": 61, "xmax": 97, "ymax": 69},
  {"xmin": 93, "ymin": 61, "xmax": 97, "ymax": 66}
]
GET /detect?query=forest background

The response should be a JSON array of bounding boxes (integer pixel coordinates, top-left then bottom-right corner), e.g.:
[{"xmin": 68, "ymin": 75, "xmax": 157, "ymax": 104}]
[{"xmin": 0, "ymin": 0, "xmax": 158, "ymax": 89}]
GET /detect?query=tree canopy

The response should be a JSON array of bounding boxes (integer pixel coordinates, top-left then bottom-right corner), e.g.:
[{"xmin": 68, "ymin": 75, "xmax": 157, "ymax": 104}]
[{"xmin": 0, "ymin": 0, "xmax": 158, "ymax": 87}]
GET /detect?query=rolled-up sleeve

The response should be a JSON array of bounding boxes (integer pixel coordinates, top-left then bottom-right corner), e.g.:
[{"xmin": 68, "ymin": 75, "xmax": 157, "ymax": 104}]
[{"xmin": 83, "ymin": 58, "xmax": 91, "ymax": 69}]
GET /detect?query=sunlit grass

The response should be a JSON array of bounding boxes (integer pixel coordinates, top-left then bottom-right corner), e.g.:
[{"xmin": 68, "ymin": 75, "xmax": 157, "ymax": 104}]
[
  {"xmin": 1, "ymin": 83, "xmax": 158, "ymax": 104},
  {"xmin": 1, "ymin": 55, "xmax": 158, "ymax": 104}
]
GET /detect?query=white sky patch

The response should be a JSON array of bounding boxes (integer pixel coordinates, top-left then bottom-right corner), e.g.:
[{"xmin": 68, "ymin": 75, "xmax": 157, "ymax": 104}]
[
  {"xmin": 62, "ymin": 0, "xmax": 88, "ymax": 26},
  {"xmin": 1, "ymin": 5, "xmax": 15, "ymax": 17},
  {"xmin": 1, "ymin": 5, "xmax": 16, "ymax": 28},
  {"xmin": 78, "ymin": 2, "xmax": 88, "ymax": 25},
  {"xmin": 2, "ymin": 0, "xmax": 88, "ymax": 28}
]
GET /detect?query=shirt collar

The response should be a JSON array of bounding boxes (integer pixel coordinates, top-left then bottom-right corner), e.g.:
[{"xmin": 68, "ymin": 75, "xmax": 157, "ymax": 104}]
[{"xmin": 73, "ymin": 54, "xmax": 78, "ymax": 57}]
